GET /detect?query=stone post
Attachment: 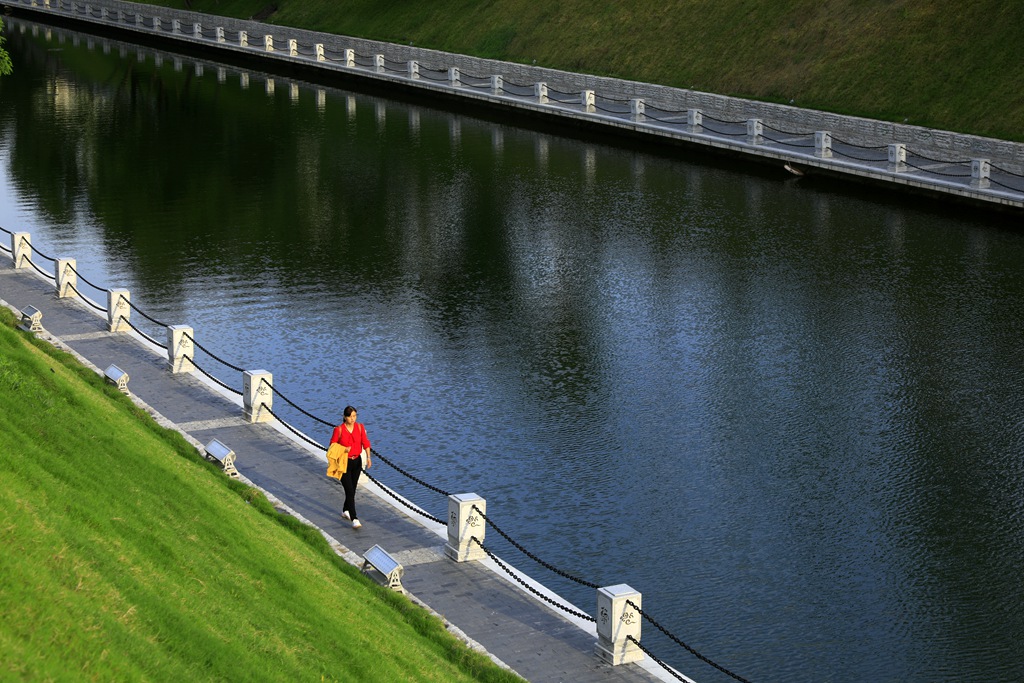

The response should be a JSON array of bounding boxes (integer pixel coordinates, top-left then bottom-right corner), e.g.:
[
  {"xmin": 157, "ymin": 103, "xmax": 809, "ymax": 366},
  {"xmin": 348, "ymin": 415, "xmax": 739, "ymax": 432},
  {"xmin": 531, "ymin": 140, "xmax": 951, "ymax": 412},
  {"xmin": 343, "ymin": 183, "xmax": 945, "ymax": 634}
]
[
  {"xmin": 449, "ymin": 67, "xmax": 461, "ymax": 87},
  {"xmin": 888, "ymin": 144, "xmax": 907, "ymax": 172},
  {"xmin": 343, "ymin": 49, "xmax": 355, "ymax": 67},
  {"xmin": 582, "ymin": 89, "xmax": 595, "ymax": 113},
  {"xmin": 239, "ymin": 30, "xmax": 248, "ymax": 47},
  {"xmin": 971, "ymin": 159, "xmax": 991, "ymax": 189},
  {"xmin": 595, "ymin": 585, "xmax": 643, "ymax": 665},
  {"xmin": 171, "ymin": 19, "xmax": 180, "ymax": 34},
  {"xmin": 374, "ymin": 54, "xmax": 384, "ymax": 72},
  {"xmin": 491, "ymin": 75, "xmax": 503, "ymax": 95},
  {"xmin": 408, "ymin": 60, "xmax": 419, "ymax": 79},
  {"xmin": 107, "ymin": 289, "xmax": 130, "ymax": 332},
  {"xmin": 193, "ymin": 22, "xmax": 201, "ymax": 39},
  {"xmin": 815, "ymin": 131, "xmax": 833, "ymax": 159},
  {"xmin": 687, "ymin": 108, "xmax": 703, "ymax": 133},
  {"xmin": 215, "ymin": 27, "xmax": 224, "ymax": 43},
  {"xmin": 264, "ymin": 34, "xmax": 274, "ymax": 52},
  {"xmin": 535, "ymin": 82, "xmax": 548, "ymax": 104},
  {"xmin": 630, "ymin": 98, "xmax": 645, "ymax": 123},
  {"xmin": 747, "ymin": 118, "xmax": 763, "ymax": 144},
  {"xmin": 166, "ymin": 325, "xmax": 195, "ymax": 373},
  {"xmin": 153, "ymin": 17, "xmax": 161, "ymax": 31},
  {"xmin": 444, "ymin": 494, "xmax": 486, "ymax": 562},
  {"xmin": 288, "ymin": 39, "xmax": 297, "ymax": 56},
  {"xmin": 243, "ymin": 370, "xmax": 273, "ymax": 423},
  {"xmin": 55, "ymin": 258, "xmax": 76, "ymax": 298},
  {"xmin": 315, "ymin": 44, "xmax": 325, "ymax": 61},
  {"xmin": 11, "ymin": 232, "xmax": 31, "ymax": 269}
]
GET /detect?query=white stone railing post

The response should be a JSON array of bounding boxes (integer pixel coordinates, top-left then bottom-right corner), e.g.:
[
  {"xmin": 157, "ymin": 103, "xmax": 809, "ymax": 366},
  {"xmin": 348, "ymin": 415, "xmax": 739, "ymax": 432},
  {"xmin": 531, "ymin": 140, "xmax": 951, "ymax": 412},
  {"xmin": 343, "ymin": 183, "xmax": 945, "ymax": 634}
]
[
  {"xmin": 288, "ymin": 39, "xmax": 297, "ymax": 56},
  {"xmin": 747, "ymin": 118, "xmax": 763, "ymax": 144},
  {"xmin": 243, "ymin": 370, "xmax": 273, "ymax": 423},
  {"xmin": 687, "ymin": 108, "xmax": 703, "ymax": 133},
  {"xmin": 239, "ymin": 30, "xmax": 248, "ymax": 47},
  {"xmin": 55, "ymin": 257, "xmax": 76, "ymax": 298},
  {"xmin": 215, "ymin": 26, "xmax": 224, "ymax": 43},
  {"xmin": 171, "ymin": 19, "xmax": 180, "ymax": 34},
  {"xmin": 630, "ymin": 98, "xmax": 645, "ymax": 123},
  {"xmin": 107, "ymin": 289, "xmax": 130, "ymax": 332},
  {"xmin": 153, "ymin": 17, "xmax": 161, "ymax": 31},
  {"xmin": 815, "ymin": 131, "xmax": 833, "ymax": 159},
  {"xmin": 535, "ymin": 82, "xmax": 548, "ymax": 104},
  {"xmin": 491, "ymin": 75, "xmax": 503, "ymax": 95},
  {"xmin": 315, "ymin": 44, "xmax": 324, "ymax": 61},
  {"xmin": 582, "ymin": 89, "xmax": 595, "ymax": 113},
  {"xmin": 449, "ymin": 67, "xmax": 461, "ymax": 87},
  {"xmin": 11, "ymin": 232, "xmax": 31, "ymax": 269},
  {"xmin": 374, "ymin": 54, "xmax": 384, "ymax": 72},
  {"xmin": 444, "ymin": 494, "xmax": 486, "ymax": 562},
  {"xmin": 343, "ymin": 49, "xmax": 355, "ymax": 67},
  {"xmin": 595, "ymin": 585, "xmax": 643, "ymax": 665},
  {"xmin": 264, "ymin": 34, "xmax": 274, "ymax": 52},
  {"xmin": 407, "ymin": 60, "xmax": 419, "ymax": 79},
  {"xmin": 193, "ymin": 22, "xmax": 201, "ymax": 39},
  {"xmin": 135, "ymin": 13, "xmax": 143, "ymax": 27},
  {"xmin": 971, "ymin": 158, "xmax": 991, "ymax": 189},
  {"xmin": 166, "ymin": 325, "xmax": 195, "ymax": 373},
  {"xmin": 888, "ymin": 144, "xmax": 907, "ymax": 172}
]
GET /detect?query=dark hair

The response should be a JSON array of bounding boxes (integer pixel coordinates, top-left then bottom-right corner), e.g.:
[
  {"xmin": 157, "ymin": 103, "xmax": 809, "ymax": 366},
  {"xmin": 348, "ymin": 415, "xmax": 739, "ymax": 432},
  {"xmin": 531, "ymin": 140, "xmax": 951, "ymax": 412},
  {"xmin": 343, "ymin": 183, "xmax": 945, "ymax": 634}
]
[{"xmin": 343, "ymin": 406, "xmax": 357, "ymax": 418}]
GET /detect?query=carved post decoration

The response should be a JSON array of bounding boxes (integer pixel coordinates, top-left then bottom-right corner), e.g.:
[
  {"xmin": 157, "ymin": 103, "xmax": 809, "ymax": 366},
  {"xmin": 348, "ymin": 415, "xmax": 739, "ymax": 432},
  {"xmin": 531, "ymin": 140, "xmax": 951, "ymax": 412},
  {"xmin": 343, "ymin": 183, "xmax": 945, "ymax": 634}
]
[
  {"xmin": 595, "ymin": 585, "xmax": 643, "ymax": 665},
  {"xmin": 444, "ymin": 493, "xmax": 486, "ymax": 562}
]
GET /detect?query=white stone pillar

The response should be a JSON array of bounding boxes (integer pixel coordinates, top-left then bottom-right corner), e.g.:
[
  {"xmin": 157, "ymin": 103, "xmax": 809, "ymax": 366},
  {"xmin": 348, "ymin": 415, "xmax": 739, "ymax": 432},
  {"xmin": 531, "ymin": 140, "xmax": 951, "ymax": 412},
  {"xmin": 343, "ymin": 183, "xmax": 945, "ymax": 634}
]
[
  {"xmin": 687, "ymin": 108, "xmax": 703, "ymax": 133},
  {"xmin": 243, "ymin": 370, "xmax": 273, "ymax": 423},
  {"xmin": 11, "ymin": 232, "xmax": 31, "ymax": 269},
  {"xmin": 107, "ymin": 289, "xmax": 130, "ymax": 332},
  {"xmin": 315, "ymin": 44, "xmax": 325, "ymax": 61},
  {"xmin": 535, "ymin": 82, "xmax": 548, "ymax": 104},
  {"xmin": 630, "ymin": 98, "xmax": 645, "ymax": 123},
  {"xmin": 153, "ymin": 17, "xmax": 161, "ymax": 31},
  {"xmin": 595, "ymin": 585, "xmax": 643, "ymax": 665},
  {"xmin": 971, "ymin": 158, "xmax": 991, "ymax": 189},
  {"xmin": 491, "ymin": 75, "xmax": 503, "ymax": 95},
  {"xmin": 215, "ymin": 27, "xmax": 224, "ymax": 43},
  {"xmin": 374, "ymin": 54, "xmax": 384, "ymax": 72},
  {"xmin": 449, "ymin": 67, "xmax": 461, "ymax": 87},
  {"xmin": 582, "ymin": 89, "xmax": 595, "ymax": 113},
  {"xmin": 408, "ymin": 60, "xmax": 419, "ymax": 79},
  {"xmin": 55, "ymin": 258, "xmax": 76, "ymax": 298},
  {"xmin": 135, "ymin": 13, "xmax": 143, "ymax": 27},
  {"xmin": 747, "ymin": 118, "xmax": 763, "ymax": 144},
  {"xmin": 166, "ymin": 325, "xmax": 195, "ymax": 373},
  {"xmin": 888, "ymin": 143, "xmax": 907, "ymax": 172},
  {"xmin": 343, "ymin": 48, "xmax": 355, "ymax": 67},
  {"xmin": 193, "ymin": 22, "xmax": 201, "ymax": 39},
  {"xmin": 239, "ymin": 30, "xmax": 248, "ymax": 47},
  {"xmin": 288, "ymin": 39, "xmax": 297, "ymax": 56},
  {"xmin": 444, "ymin": 494, "xmax": 486, "ymax": 562},
  {"xmin": 264, "ymin": 34, "xmax": 274, "ymax": 52},
  {"xmin": 171, "ymin": 19, "xmax": 180, "ymax": 34},
  {"xmin": 815, "ymin": 131, "xmax": 833, "ymax": 159}
]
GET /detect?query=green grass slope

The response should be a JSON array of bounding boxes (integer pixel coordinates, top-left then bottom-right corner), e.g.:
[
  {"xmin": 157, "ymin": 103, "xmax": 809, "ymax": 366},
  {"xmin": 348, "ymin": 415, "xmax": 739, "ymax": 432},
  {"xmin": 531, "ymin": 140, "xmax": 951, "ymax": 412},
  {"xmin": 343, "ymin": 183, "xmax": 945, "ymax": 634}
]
[
  {"xmin": 0, "ymin": 306, "xmax": 521, "ymax": 682},
  {"xmin": 143, "ymin": 0, "xmax": 1024, "ymax": 141}
]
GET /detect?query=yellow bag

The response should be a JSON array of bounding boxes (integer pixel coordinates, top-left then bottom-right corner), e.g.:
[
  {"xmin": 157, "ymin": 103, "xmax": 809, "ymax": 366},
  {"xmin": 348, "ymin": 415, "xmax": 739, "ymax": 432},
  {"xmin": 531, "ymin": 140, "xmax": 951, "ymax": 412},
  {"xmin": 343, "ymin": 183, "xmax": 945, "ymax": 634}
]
[{"xmin": 326, "ymin": 442, "xmax": 350, "ymax": 480}]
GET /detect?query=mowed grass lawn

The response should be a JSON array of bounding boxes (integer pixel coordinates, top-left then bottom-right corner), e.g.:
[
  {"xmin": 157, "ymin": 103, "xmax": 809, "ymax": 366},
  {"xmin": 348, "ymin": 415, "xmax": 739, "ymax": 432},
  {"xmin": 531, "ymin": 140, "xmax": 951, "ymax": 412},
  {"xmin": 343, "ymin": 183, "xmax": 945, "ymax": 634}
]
[
  {"xmin": 0, "ymin": 306, "xmax": 521, "ymax": 682},
  {"xmin": 144, "ymin": 0, "xmax": 1024, "ymax": 141}
]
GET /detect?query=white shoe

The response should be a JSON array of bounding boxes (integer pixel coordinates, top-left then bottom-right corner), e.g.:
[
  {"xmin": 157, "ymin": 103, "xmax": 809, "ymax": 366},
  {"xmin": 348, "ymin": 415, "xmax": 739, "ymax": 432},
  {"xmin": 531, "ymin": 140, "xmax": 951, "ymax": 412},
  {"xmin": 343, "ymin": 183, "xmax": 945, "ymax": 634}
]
[
  {"xmin": 342, "ymin": 511, "xmax": 351, "ymax": 521},
  {"xmin": 352, "ymin": 519, "xmax": 362, "ymax": 529}
]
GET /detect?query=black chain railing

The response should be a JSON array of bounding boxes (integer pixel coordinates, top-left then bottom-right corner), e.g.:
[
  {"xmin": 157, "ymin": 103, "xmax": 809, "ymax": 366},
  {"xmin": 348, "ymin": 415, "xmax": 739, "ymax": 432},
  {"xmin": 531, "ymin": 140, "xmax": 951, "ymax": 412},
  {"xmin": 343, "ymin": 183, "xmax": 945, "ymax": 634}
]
[
  {"xmin": 364, "ymin": 472, "xmax": 445, "ymax": 525},
  {"xmin": 191, "ymin": 357, "xmax": 242, "ymax": 396},
  {"xmin": 472, "ymin": 504, "xmax": 598, "ymax": 589},
  {"xmin": 471, "ymin": 537, "xmax": 595, "ymax": 623},
  {"xmin": 627, "ymin": 599, "xmax": 753, "ymax": 683}
]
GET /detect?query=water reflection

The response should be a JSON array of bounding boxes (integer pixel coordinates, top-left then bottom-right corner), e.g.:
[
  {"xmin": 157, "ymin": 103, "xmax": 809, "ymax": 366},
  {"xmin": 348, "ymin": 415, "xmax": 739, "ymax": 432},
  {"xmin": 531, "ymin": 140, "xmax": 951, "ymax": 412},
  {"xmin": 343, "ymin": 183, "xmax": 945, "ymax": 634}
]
[{"xmin": 3, "ymin": 18, "xmax": 1024, "ymax": 682}]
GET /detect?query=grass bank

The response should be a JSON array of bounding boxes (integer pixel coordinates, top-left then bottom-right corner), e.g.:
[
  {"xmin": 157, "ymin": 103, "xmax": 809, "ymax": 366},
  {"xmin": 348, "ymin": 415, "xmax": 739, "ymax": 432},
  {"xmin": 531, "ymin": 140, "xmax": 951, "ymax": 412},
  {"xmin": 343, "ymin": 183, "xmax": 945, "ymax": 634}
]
[
  {"xmin": 141, "ymin": 0, "xmax": 1024, "ymax": 141},
  {"xmin": 0, "ymin": 306, "xmax": 521, "ymax": 682}
]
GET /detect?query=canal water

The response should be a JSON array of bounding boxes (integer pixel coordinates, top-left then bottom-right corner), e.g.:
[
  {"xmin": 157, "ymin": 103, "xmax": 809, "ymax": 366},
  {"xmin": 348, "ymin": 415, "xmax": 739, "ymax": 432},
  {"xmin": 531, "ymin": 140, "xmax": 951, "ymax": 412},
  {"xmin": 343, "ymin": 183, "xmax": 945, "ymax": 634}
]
[{"xmin": 3, "ymin": 19, "xmax": 1023, "ymax": 683}]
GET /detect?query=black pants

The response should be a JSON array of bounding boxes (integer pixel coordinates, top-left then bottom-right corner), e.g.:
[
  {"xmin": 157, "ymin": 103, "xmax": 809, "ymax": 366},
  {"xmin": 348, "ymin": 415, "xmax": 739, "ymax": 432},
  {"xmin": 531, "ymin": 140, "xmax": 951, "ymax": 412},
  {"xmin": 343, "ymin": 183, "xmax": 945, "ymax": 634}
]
[{"xmin": 340, "ymin": 456, "xmax": 363, "ymax": 519}]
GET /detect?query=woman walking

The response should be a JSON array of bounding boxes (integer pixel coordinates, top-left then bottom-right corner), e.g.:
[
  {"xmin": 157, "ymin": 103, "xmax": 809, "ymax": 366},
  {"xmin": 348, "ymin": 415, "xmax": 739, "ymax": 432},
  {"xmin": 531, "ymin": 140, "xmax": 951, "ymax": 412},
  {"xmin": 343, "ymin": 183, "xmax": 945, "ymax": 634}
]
[{"xmin": 330, "ymin": 406, "xmax": 372, "ymax": 528}]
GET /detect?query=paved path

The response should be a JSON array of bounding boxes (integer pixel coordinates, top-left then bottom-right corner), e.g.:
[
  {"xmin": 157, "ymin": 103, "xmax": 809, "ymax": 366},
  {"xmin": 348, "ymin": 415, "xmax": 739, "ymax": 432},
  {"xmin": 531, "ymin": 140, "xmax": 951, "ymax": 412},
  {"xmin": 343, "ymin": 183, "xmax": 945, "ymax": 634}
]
[{"xmin": 1, "ymin": 256, "xmax": 678, "ymax": 683}]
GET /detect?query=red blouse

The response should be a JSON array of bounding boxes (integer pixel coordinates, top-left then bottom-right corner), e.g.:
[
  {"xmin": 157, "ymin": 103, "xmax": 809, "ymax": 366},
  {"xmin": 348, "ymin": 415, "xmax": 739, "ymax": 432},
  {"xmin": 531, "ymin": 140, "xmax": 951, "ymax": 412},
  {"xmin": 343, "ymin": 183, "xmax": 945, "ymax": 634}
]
[{"xmin": 330, "ymin": 422, "xmax": 371, "ymax": 460}]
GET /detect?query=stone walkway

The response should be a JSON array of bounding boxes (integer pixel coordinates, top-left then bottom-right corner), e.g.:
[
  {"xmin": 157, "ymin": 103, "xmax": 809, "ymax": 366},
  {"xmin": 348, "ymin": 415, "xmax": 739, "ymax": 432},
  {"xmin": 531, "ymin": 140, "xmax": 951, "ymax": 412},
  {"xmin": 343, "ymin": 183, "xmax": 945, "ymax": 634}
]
[{"xmin": 1, "ymin": 256, "xmax": 681, "ymax": 683}]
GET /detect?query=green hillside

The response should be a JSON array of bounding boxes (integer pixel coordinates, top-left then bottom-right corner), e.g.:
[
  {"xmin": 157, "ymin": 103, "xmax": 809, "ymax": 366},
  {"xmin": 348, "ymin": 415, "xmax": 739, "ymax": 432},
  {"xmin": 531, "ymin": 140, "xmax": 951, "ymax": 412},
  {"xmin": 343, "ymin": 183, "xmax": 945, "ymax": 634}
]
[
  {"xmin": 143, "ymin": 0, "xmax": 1024, "ymax": 141},
  {"xmin": 0, "ymin": 306, "xmax": 521, "ymax": 682}
]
